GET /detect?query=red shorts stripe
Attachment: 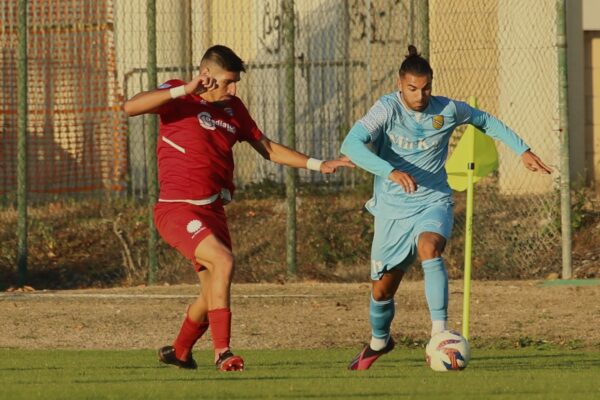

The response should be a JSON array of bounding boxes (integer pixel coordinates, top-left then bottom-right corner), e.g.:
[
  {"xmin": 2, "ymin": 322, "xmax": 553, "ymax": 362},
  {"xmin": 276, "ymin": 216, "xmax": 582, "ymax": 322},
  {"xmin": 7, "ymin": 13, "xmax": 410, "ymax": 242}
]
[{"xmin": 154, "ymin": 201, "xmax": 231, "ymax": 271}]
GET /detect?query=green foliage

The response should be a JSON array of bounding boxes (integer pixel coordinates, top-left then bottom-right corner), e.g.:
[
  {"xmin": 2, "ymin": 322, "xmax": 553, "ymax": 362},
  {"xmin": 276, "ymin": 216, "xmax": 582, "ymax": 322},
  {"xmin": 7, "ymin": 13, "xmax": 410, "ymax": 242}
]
[
  {"xmin": 236, "ymin": 178, "xmax": 286, "ymax": 199},
  {"xmin": 515, "ymin": 336, "xmax": 551, "ymax": 350},
  {"xmin": 570, "ymin": 184, "xmax": 588, "ymax": 230},
  {"xmin": 1, "ymin": 185, "xmax": 599, "ymax": 289}
]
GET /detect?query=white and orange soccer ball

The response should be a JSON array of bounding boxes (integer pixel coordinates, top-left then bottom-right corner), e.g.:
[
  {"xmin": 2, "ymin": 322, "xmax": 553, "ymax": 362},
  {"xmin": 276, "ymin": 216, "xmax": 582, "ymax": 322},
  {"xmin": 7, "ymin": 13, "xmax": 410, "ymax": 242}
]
[{"xmin": 425, "ymin": 330, "xmax": 471, "ymax": 371}]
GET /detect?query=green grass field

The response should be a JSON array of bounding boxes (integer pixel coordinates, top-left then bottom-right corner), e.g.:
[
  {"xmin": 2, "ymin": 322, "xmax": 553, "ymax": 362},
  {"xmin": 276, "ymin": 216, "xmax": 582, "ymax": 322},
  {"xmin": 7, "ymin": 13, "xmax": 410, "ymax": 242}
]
[{"xmin": 2, "ymin": 348, "xmax": 599, "ymax": 399}]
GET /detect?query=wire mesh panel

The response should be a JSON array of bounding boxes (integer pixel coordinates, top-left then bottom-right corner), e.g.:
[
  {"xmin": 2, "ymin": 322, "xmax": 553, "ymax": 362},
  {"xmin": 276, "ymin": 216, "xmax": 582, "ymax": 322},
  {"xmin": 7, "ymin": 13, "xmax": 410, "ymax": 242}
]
[
  {"xmin": 0, "ymin": 0, "xmax": 566, "ymax": 286},
  {"xmin": 0, "ymin": 0, "xmax": 127, "ymax": 200},
  {"xmin": 117, "ymin": 0, "xmax": 424, "ymax": 191},
  {"xmin": 430, "ymin": 0, "xmax": 561, "ymax": 277},
  {"xmin": 115, "ymin": 0, "xmax": 198, "ymax": 198}
]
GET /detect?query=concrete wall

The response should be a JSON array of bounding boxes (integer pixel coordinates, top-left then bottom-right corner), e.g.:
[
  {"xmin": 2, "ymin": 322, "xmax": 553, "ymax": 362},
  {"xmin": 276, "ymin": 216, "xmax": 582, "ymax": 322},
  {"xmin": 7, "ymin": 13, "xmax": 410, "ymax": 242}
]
[
  {"xmin": 431, "ymin": 0, "xmax": 558, "ymax": 194},
  {"xmin": 567, "ymin": 0, "xmax": 585, "ymax": 184},
  {"xmin": 496, "ymin": 0, "xmax": 558, "ymax": 194},
  {"xmin": 585, "ymin": 32, "xmax": 600, "ymax": 189},
  {"xmin": 114, "ymin": 0, "xmax": 576, "ymax": 193},
  {"xmin": 583, "ymin": 0, "xmax": 600, "ymax": 30}
]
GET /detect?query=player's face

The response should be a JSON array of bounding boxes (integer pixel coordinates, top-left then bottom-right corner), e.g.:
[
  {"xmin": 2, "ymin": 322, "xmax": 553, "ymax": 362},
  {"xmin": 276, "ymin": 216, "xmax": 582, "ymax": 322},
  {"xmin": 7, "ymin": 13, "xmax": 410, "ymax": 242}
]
[
  {"xmin": 398, "ymin": 73, "xmax": 432, "ymax": 112},
  {"xmin": 201, "ymin": 65, "xmax": 241, "ymax": 103}
]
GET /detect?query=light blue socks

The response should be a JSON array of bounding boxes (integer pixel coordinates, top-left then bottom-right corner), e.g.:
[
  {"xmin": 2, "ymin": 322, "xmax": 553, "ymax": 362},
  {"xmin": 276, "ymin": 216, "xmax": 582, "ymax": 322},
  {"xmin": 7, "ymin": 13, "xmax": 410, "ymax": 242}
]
[
  {"xmin": 422, "ymin": 257, "xmax": 448, "ymax": 334},
  {"xmin": 369, "ymin": 294, "xmax": 395, "ymax": 350}
]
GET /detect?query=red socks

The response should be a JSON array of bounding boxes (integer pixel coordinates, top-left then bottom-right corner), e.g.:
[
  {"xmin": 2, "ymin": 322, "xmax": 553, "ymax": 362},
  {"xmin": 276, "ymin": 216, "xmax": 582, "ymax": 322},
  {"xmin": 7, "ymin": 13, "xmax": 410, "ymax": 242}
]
[
  {"xmin": 172, "ymin": 308, "xmax": 232, "ymax": 361},
  {"xmin": 173, "ymin": 316, "xmax": 209, "ymax": 361},
  {"xmin": 207, "ymin": 308, "xmax": 232, "ymax": 350}
]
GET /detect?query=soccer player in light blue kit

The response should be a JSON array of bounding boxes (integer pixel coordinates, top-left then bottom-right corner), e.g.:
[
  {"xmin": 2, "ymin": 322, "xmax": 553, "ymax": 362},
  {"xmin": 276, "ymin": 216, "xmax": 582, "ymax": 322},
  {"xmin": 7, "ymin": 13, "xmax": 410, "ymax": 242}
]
[{"xmin": 343, "ymin": 46, "xmax": 552, "ymax": 370}]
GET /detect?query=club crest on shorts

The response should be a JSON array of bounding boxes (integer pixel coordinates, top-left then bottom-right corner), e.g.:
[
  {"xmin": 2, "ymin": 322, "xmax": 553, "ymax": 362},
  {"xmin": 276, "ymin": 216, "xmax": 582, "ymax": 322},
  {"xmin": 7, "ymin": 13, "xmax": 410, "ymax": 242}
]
[
  {"xmin": 432, "ymin": 115, "xmax": 444, "ymax": 130},
  {"xmin": 186, "ymin": 219, "xmax": 205, "ymax": 238}
]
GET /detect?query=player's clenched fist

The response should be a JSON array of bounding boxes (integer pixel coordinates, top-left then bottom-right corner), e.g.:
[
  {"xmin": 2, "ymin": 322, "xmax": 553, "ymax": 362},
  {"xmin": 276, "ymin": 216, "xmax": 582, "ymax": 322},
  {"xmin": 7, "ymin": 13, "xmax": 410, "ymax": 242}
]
[
  {"xmin": 185, "ymin": 73, "xmax": 218, "ymax": 96},
  {"xmin": 388, "ymin": 169, "xmax": 417, "ymax": 193}
]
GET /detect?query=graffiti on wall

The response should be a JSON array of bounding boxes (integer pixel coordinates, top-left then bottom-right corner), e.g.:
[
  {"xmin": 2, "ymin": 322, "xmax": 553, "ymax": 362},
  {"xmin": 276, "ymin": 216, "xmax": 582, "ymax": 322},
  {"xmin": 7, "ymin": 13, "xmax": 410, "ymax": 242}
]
[{"xmin": 349, "ymin": 0, "xmax": 404, "ymax": 44}]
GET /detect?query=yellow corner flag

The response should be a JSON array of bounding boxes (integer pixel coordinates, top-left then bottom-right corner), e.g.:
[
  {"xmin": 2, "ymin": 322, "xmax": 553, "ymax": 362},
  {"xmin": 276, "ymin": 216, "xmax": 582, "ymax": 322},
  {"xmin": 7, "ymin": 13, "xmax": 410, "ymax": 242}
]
[
  {"xmin": 445, "ymin": 96, "xmax": 499, "ymax": 341},
  {"xmin": 445, "ymin": 97, "xmax": 499, "ymax": 192}
]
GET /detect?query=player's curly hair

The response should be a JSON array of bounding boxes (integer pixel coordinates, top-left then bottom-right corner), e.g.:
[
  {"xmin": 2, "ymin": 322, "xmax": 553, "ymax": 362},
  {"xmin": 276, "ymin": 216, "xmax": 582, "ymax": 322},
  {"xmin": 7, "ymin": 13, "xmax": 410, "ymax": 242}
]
[
  {"xmin": 201, "ymin": 45, "xmax": 246, "ymax": 73},
  {"xmin": 399, "ymin": 45, "xmax": 432, "ymax": 78}
]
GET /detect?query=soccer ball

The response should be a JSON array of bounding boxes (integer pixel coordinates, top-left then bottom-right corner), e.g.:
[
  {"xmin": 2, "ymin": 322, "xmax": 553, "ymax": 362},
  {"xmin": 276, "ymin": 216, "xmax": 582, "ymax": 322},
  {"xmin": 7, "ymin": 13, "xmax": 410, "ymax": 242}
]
[{"xmin": 425, "ymin": 330, "xmax": 470, "ymax": 371}]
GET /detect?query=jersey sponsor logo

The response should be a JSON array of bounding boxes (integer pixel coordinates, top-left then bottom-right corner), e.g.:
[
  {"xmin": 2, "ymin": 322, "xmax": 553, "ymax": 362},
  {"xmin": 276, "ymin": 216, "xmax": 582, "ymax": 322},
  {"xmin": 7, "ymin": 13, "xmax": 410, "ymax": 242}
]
[
  {"xmin": 387, "ymin": 132, "xmax": 441, "ymax": 151},
  {"xmin": 197, "ymin": 111, "xmax": 236, "ymax": 134},
  {"xmin": 186, "ymin": 219, "xmax": 206, "ymax": 238},
  {"xmin": 432, "ymin": 115, "xmax": 444, "ymax": 130}
]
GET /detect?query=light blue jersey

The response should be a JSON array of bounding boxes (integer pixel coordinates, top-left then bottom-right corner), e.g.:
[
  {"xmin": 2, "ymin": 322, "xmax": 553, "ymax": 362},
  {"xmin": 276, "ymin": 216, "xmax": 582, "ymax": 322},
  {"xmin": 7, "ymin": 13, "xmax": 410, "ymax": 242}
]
[{"xmin": 340, "ymin": 92, "xmax": 529, "ymax": 220}]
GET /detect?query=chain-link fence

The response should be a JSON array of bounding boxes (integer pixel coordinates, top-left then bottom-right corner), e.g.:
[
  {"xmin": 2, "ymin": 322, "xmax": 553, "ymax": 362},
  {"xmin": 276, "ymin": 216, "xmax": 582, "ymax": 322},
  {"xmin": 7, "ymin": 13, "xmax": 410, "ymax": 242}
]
[
  {"xmin": 0, "ymin": 0, "xmax": 567, "ymax": 287},
  {"xmin": 1, "ymin": 0, "xmax": 127, "ymax": 199},
  {"xmin": 117, "ymin": 0, "xmax": 428, "ymax": 197},
  {"xmin": 429, "ymin": 0, "xmax": 562, "ymax": 278}
]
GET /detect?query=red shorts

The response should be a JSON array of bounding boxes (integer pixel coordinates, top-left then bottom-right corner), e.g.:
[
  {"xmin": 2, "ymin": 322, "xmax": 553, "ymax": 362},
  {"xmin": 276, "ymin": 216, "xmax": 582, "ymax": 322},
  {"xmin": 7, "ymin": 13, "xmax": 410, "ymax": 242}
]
[{"xmin": 154, "ymin": 201, "xmax": 231, "ymax": 271}]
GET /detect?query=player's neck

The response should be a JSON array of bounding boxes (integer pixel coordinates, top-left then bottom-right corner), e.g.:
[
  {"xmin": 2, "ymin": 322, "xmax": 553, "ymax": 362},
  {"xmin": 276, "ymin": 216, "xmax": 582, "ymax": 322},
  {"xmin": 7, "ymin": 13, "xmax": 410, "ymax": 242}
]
[
  {"xmin": 200, "ymin": 96, "xmax": 230, "ymax": 108},
  {"xmin": 398, "ymin": 91, "xmax": 428, "ymax": 113}
]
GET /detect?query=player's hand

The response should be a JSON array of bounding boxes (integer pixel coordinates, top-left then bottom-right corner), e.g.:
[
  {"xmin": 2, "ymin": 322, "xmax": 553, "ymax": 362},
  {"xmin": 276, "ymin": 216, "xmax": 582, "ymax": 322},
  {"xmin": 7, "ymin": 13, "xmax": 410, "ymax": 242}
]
[
  {"xmin": 389, "ymin": 169, "xmax": 417, "ymax": 193},
  {"xmin": 185, "ymin": 73, "xmax": 218, "ymax": 96},
  {"xmin": 521, "ymin": 150, "xmax": 552, "ymax": 174},
  {"xmin": 320, "ymin": 156, "xmax": 355, "ymax": 173}
]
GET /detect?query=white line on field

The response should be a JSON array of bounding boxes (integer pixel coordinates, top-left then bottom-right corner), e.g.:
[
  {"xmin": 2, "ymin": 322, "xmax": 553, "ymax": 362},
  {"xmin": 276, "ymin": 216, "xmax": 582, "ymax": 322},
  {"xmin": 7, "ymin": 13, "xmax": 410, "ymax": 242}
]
[{"xmin": 0, "ymin": 293, "xmax": 327, "ymax": 300}]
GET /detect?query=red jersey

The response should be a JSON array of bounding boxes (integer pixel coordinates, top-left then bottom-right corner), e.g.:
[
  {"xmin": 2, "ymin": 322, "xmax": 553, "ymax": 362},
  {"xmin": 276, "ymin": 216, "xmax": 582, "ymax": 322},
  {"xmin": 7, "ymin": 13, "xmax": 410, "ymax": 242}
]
[{"xmin": 155, "ymin": 79, "xmax": 263, "ymax": 201}]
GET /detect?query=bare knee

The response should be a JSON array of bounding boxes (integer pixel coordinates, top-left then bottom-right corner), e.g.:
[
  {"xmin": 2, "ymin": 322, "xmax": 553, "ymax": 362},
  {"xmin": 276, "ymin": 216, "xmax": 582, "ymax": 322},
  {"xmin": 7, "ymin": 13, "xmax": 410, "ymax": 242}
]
[
  {"xmin": 371, "ymin": 286, "xmax": 395, "ymax": 301},
  {"xmin": 216, "ymin": 252, "xmax": 235, "ymax": 281},
  {"xmin": 371, "ymin": 270, "xmax": 403, "ymax": 301},
  {"xmin": 418, "ymin": 241, "xmax": 441, "ymax": 259},
  {"xmin": 194, "ymin": 235, "xmax": 236, "ymax": 280},
  {"xmin": 196, "ymin": 250, "xmax": 235, "ymax": 280},
  {"xmin": 417, "ymin": 233, "xmax": 446, "ymax": 260}
]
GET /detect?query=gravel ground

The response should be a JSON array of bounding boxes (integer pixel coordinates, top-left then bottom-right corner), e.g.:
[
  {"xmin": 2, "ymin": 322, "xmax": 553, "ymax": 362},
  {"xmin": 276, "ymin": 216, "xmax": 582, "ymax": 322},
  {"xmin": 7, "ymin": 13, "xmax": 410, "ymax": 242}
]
[{"xmin": 1, "ymin": 280, "xmax": 599, "ymax": 351}]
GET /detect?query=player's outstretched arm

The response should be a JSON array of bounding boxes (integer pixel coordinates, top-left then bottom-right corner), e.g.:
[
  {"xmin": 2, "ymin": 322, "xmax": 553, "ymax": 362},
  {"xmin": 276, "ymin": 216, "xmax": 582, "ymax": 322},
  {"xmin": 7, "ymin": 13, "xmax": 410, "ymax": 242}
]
[
  {"xmin": 464, "ymin": 107, "xmax": 553, "ymax": 176},
  {"xmin": 249, "ymin": 136, "xmax": 354, "ymax": 173},
  {"xmin": 123, "ymin": 73, "xmax": 217, "ymax": 117},
  {"xmin": 521, "ymin": 150, "xmax": 552, "ymax": 174}
]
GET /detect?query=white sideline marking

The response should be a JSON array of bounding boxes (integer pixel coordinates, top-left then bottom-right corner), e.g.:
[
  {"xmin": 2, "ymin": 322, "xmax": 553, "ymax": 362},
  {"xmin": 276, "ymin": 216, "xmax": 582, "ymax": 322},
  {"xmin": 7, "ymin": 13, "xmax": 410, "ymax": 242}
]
[{"xmin": 0, "ymin": 293, "xmax": 326, "ymax": 300}]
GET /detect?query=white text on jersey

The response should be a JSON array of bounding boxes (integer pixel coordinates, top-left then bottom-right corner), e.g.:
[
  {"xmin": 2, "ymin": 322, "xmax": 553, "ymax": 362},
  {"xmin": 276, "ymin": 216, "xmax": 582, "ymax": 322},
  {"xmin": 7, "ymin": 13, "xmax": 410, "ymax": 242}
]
[{"xmin": 197, "ymin": 112, "xmax": 236, "ymax": 134}]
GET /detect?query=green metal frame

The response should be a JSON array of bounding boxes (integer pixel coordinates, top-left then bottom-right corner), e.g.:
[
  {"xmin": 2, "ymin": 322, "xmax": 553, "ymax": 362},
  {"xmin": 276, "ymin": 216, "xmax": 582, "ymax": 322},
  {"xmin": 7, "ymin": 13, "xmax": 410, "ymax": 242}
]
[
  {"xmin": 556, "ymin": 0, "xmax": 572, "ymax": 279},
  {"xmin": 146, "ymin": 0, "xmax": 159, "ymax": 284},
  {"xmin": 17, "ymin": 0, "xmax": 28, "ymax": 286}
]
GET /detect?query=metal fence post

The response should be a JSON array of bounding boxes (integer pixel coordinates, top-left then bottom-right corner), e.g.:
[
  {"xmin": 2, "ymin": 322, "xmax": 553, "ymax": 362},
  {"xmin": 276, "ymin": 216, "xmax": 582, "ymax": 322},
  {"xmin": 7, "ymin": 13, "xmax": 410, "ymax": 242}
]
[
  {"xmin": 17, "ymin": 0, "xmax": 28, "ymax": 287},
  {"xmin": 557, "ymin": 0, "xmax": 572, "ymax": 279},
  {"xmin": 283, "ymin": 0, "xmax": 297, "ymax": 277},
  {"xmin": 419, "ymin": 0, "xmax": 430, "ymax": 60},
  {"xmin": 146, "ymin": 0, "xmax": 159, "ymax": 284}
]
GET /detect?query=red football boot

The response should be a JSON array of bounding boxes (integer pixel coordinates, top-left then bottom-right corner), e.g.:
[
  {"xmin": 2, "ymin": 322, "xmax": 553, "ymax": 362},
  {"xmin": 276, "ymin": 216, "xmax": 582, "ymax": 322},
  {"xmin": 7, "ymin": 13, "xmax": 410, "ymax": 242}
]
[
  {"xmin": 348, "ymin": 337, "xmax": 395, "ymax": 370},
  {"xmin": 215, "ymin": 350, "xmax": 245, "ymax": 372}
]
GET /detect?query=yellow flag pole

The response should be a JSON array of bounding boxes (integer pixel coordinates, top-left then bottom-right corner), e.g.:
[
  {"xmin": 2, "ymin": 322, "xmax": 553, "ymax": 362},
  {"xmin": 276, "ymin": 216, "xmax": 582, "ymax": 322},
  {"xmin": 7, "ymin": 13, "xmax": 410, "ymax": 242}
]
[
  {"xmin": 462, "ymin": 162, "xmax": 474, "ymax": 340},
  {"xmin": 462, "ymin": 96, "xmax": 477, "ymax": 340}
]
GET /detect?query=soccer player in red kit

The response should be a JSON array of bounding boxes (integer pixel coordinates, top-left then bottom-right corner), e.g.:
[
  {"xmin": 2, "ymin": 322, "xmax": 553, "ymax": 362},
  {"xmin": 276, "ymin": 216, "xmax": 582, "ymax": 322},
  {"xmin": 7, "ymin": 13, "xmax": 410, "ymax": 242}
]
[{"xmin": 123, "ymin": 45, "xmax": 354, "ymax": 371}]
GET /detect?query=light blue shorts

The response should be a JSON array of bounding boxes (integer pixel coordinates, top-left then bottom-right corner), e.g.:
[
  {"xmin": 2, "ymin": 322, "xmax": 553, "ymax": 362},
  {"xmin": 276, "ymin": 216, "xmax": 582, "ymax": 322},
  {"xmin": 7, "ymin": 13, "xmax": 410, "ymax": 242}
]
[{"xmin": 370, "ymin": 202, "xmax": 453, "ymax": 280}]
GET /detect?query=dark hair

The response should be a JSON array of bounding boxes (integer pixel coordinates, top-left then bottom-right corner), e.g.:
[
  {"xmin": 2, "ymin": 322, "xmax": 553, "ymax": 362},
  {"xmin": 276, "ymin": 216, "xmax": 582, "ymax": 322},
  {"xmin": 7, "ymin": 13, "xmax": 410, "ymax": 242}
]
[
  {"xmin": 201, "ymin": 45, "xmax": 246, "ymax": 73},
  {"xmin": 399, "ymin": 45, "xmax": 432, "ymax": 78}
]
